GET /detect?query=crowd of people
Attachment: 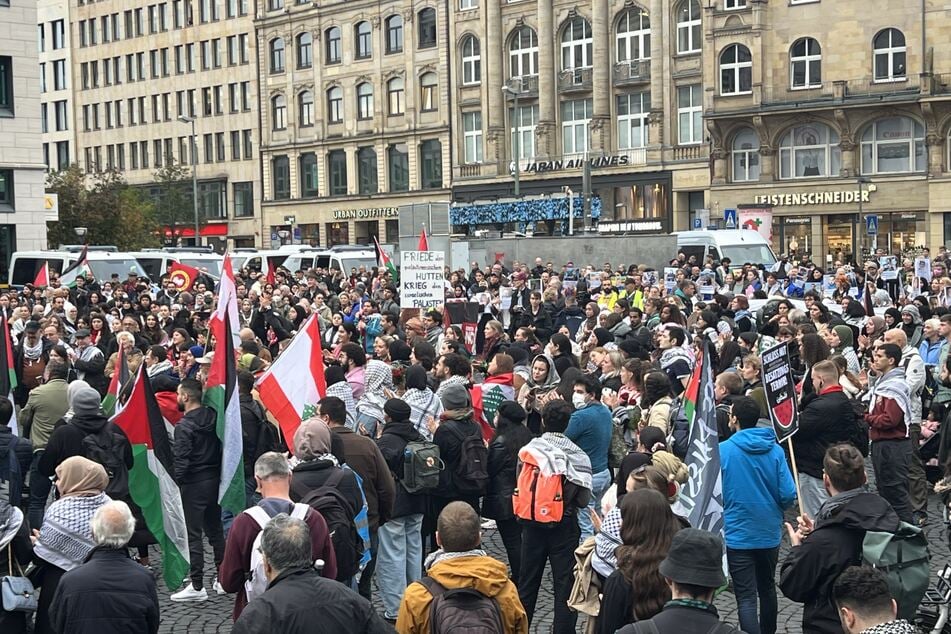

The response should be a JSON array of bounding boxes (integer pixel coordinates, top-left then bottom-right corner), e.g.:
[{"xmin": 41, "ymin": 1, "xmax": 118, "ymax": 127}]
[{"xmin": 0, "ymin": 244, "xmax": 948, "ymax": 634}]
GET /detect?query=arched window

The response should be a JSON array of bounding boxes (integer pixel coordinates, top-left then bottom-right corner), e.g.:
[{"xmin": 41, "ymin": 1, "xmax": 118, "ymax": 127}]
[
  {"xmin": 385, "ymin": 15, "xmax": 403, "ymax": 54},
  {"xmin": 327, "ymin": 86, "xmax": 343, "ymax": 123},
  {"xmin": 420, "ymin": 72, "xmax": 437, "ymax": 112},
  {"xmin": 561, "ymin": 17, "xmax": 592, "ymax": 70},
  {"xmin": 732, "ymin": 128, "xmax": 760, "ymax": 182},
  {"xmin": 676, "ymin": 0, "xmax": 701, "ymax": 54},
  {"xmin": 418, "ymin": 7, "xmax": 436, "ymax": 49},
  {"xmin": 325, "ymin": 26, "xmax": 341, "ymax": 64},
  {"xmin": 861, "ymin": 116, "xmax": 924, "ymax": 174},
  {"xmin": 298, "ymin": 90, "xmax": 313, "ymax": 127},
  {"xmin": 387, "ymin": 77, "xmax": 404, "ymax": 115},
  {"xmin": 296, "ymin": 32, "xmax": 312, "ymax": 69},
  {"xmin": 355, "ymin": 21, "xmax": 372, "ymax": 59},
  {"xmin": 269, "ymin": 37, "xmax": 284, "ymax": 73},
  {"xmin": 616, "ymin": 7, "xmax": 650, "ymax": 63},
  {"xmin": 719, "ymin": 44, "xmax": 752, "ymax": 95},
  {"xmin": 509, "ymin": 26, "xmax": 538, "ymax": 78},
  {"xmin": 356, "ymin": 82, "xmax": 374, "ymax": 120},
  {"xmin": 790, "ymin": 38, "xmax": 820, "ymax": 89},
  {"xmin": 461, "ymin": 35, "xmax": 481, "ymax": 85},
  {"xmin": 271, "ymin": 94, "xmax": 286, "ymax": 130},
  {"xmin": 779, "ymin": 123, "xmax": 841, "ymax": 179},
  {"xmin": 873, "ymin": 28, "xmax": 905, "ymax": 81}
]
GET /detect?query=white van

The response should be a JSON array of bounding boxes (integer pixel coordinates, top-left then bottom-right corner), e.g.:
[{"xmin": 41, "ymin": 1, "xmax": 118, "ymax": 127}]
[
  {"xmin": 675, "ymin": 230, "xmax": 777, "ymax": 267},
  {"xmin": 231, "ymin": 248, "xmax": 293, "ymax": 277},
  {"xmin": 130, "ymin": 248, "xmax": 223, "ymax": 282},
  {"xmin": 282, "ymin": 246, "xmax": 379, "ymax": 276},
  {"xmin": 8, "ymin": 248, "xmax": 149, "ymax": 288}
]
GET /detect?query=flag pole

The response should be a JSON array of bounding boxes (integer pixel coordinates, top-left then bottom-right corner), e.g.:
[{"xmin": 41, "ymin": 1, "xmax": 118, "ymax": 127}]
[{"xmin": 786, "ymin": 436, "xmax": 805, "ymax": 519}]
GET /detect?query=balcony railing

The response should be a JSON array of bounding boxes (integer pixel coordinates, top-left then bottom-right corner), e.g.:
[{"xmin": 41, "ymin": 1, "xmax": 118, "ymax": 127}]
[
  {"xmin": 558, "ymin": 68, "xmax": 592, "ymax": 92},
  {"xmin": 672, "ymin": 145, "xmax": 708, "ymax": 161},
  {"xmin": 931, "ymin": 73, "xmax": 951, "ymax": 94},
  {"xmin": 841, "ymin": 77, "xmax": 918, "ymax": 99},
  {"xmin": 619, "ymin": 147, "xmax": 648, "ymax": 166},
  {"xmin": 458, "ymin": 164, "xmax": 482, "ymax": 179},
  {"xmin": 613, "ymin": 60, "xmax": 650, "ymax": 86},
  {"xmin": 505, "ymin": 75, "xmax": 538, "ymax": 97}
]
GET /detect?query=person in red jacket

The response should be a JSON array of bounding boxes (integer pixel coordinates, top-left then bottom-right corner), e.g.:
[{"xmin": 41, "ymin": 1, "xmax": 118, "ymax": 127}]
[{"xmin": 219, "ymin": 452, "xmax": 337, "ymax": 621}]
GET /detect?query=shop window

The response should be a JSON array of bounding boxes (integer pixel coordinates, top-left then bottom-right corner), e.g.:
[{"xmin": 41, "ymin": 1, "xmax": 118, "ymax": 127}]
[
  {"xmin": 860, "ymin": 116, "xmax": 924, "ymax": 175},
  {"xmin": 732, "ymin": 127, "xmax": 760, "ymax": 182},
  {"xmin": 779, "ymin": 123, "xmax": 840, "ymax": 179}
]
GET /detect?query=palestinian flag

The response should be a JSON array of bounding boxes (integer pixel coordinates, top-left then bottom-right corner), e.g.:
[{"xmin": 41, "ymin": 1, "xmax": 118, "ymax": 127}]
[
  {"xmin": 102, "ymin": 348, "xmax": 130, "ymax": 417},
  {"xmin": 59, "ymin": 246, "xmax": 91, "ymax": 288},
  {"xmin": 0, "ymin": 315, "xmax": 18, "ymax": 435},
  {"xmin": 112, "ymin": 366, "xmax": 190, "ymax": 589},
  {"xmin": 374, "ymin": 235, "xmax": 398, "ymax": 282},
  {"xmin": 204, "ymin": 254, "xmax": 244, "ymax": 516},
  {"xmin": 32, "ymin": 262, "xmax": 50, "ymax": 288}
]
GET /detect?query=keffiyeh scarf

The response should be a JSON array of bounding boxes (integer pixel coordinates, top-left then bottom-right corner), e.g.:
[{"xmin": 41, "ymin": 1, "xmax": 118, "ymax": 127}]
[
  {"xmin": 424, "ymin": 548, "xmax": 487, "ymax": 571},
  {"xmin": 326, "ymin": 381, "xmax": 358, "ymax": 431},
  {"xmin": 520, "ymin": 434, "xmax": 593, "ymax": 491},
  {"xmin": 403, "ymin": 388, "xmax": 443, "ymax": 441},
  {"xmin": 660, "ymin": 346, "xmax": 694, "ymax": 371},
  {"xmin": 868, "ymin": 367, "xmax": 915, "ymax": 432},
  {"xmin": 356, "ymin": 359, "xmax": 394, "ymax": 422},
  {"xmin": 34, "ymin": 492, "xmax": 110, "ymax": 571},
  {"xmin": 22, "ymin": 337, "xmax": 43, "ymax": 361}
]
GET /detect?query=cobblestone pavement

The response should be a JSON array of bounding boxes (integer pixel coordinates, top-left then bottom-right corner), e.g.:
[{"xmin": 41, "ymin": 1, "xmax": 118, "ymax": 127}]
[{"xmin": 155, "ymin": 492, "xmax": 951, "ymax": 633}]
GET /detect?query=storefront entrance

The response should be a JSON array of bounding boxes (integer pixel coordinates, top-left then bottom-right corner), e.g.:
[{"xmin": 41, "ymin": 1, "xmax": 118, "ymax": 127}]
[{"xmin": 826, "ymin": 214, "xmax": 857, "ymax": 265}]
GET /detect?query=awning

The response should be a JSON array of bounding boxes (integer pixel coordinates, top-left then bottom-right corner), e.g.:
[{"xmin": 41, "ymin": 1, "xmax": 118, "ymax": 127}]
[{"xmin": 163, "ymin": 223, "xmax": 229, "ymax": 237}]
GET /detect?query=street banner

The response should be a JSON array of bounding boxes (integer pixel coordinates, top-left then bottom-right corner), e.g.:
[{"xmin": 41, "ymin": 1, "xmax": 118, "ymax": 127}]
[
  {"xmin": 401, "ymin": 250, "xmax": 446, "ymax": 310},
  {"xmin": 761, "ymin": 342, "xmax": 799, "ymax": 443}
]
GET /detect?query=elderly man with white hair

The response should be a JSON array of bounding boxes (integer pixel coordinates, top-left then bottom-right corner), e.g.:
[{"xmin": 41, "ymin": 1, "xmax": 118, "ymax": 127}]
[{"xmin": 49, "ymin": 500, "xmax": 159, "ymax": 634}]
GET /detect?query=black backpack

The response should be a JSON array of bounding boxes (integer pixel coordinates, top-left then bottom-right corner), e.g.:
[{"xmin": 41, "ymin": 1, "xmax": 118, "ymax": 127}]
[
  {"xmin": 445, "ymin": 423, "xmax": 488, "ymax": 496},
  {"xmin": 244, "ymin": 399, "xmax": 282, "ymax": 459},
  {"xmin": 420, "ymin": 577, "xmax": 504, "ymax": 634},
  {"xmin": 82, "ymin": 424, "xmax": 130, "ymax": 500},
  {"xmin": 292, "ymin": 470, "xmax": 362, "ymax": 582},
  {"xmin": 667, "ymin": 397, "xmax": 690, "ymax": 459}
]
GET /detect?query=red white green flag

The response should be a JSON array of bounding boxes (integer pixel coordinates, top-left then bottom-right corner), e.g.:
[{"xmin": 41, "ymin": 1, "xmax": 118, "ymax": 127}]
[
  {"xmin": 32, "ymin": 262, "xmax": 50, "ymax": 288},
  {"xmin": 0, "ymin": 315, "xmax": 17, "ymax": 435},
  {"xmin": 101, "ymin": 348, "xmax": 130, "ymax": 418},
  {"xmin": 59, "ymin": 245, "xmax": 91, "ymax": 288},
  {"xmin": 112, "ymin": 366, "xmax": 190, "ymax": 589},
  {"xmin": 374, "ymin": 236, "xmax": 398, "ymax": 282}
]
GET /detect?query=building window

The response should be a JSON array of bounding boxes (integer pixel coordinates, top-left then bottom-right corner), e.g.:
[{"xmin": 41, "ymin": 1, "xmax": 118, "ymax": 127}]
[
  {"xmin": 269, "ymin": 38, "xmax": 284, "ymax": 73},
  {"xmin": 724, "ymin": 0, "xmax": 746, "ymax": 8},
  {"xmin": 357, "ymin": 147, "xmax": 378, "ymax": 195},
  {"xmin": 779, "ymin": 123, "xmax": 841, "ymax": 179},
  {"xmin": 272, "ymin": 155, "xmax": 289, "ymax": 199},
  {"xmin": 53, "ymin": 59, "xmax": 67, "ymax": 90},
  {"xmin": 357, "ymin": 82, "xmax": 374, "ymax": 120},
  {"xmin": 873, "ymin": 28, "xmax": 906, "ymax": 81},
  {"xmin": 790, "ymin": 37, "xmax": 821, "ymax": 89},
  {"xmin": 676, "ymin": 0, "xmax": 701, "ymax": 54},
  {"xmin": 460, "ymin": 35, "xmax": 481, "ymax": 86},
  {"xmin": 355, "ymin": 21, "xmax": 371, "ymax": 59},
  {"xmin": 732, "ymin": 128, "xmax": 760, "ymax": 182},
  {"xmin": 385, "ymin": 15, "xmax": 403, "ymax": 54},
  {"xmin": 561, "ymin": 99, "xmax": 592, "ymax": 155},
  {"xmin": 328, "ymin": 150, "xmax": 347, "ymax": 196},
  {"xmin": 268, "ymin": 0, "xmax": 283, "ymax": 10},
  {"xmin": 420, "ymin": 140, "xmax": 442, "ymax": 189},
  {"xmin": 388, "ymin": 143, "xmax": 409, "ymax": 192},
  {"xmin": 617, "ymin": 92, "xmax": 649, "ymax": 149},
  {"xmin": 616, "ymin": 7, "xmax": 650, "ymax": 63},
  {"xmin": 719, "ymin": 44, "xmax": 752, "ymax": 95},
  {"xmin": 387, "ymin": 77, "xmax": 404, "ymax": 115},
  {"xmin": 418, "ymin": 8, "xmax": 437, "ymax": 49},
  {"xmin": 299, "ymin": 152, "xmax": 318, "ymax": 197},
  {"xmin": 677, "ymin": 84, "xmax": 702, "ymax": 144},
  {"xmin": 511, "ymin": 104, "xmax": 538, "ymax": 160},
  {"xmin": 463, "ymin": 112, "xmax": 483, "ymax": 164},
  {"xmin": 860, "ymin": 116, "xmax": 924, "ymax": 175},
  {"xmin": 233, "ymin": 182, "xmax": 253, "ymax": 217},
  {"xmin": 297, "ymin": 32, "xmax": 312, "ymax": 69},
  {"xmin": 54, "ymin": 100, "xmax": 68, "ymax": 131},
  {"xmin": 459, "ymin": 0, "xmax": 477, "ymax": 8},
  {"xmin": 420, "ymin": 72, "xmax": 437, "ymax": 112},
  {"xmin": 52, "ymin": 20, "xmax": 65, "ymax": 49},
  {"xmin": 0, "ymin": 171, "xmax": 13, "ymax": 211},
  {"xmin": 56, "ymin": 141, "xmax": 69, "ymax": 171},
  {"xmin": 509, "ymin": 26, "xmax": 538, "ymax": 78},
  {"xmin": 325, "ymin": 27, "xmax": 341, "ymax": 64},
  {"xmin": 327, "ymin": 86, "xmax": 343, "ymax": 123},
  {"xmin": 0, "ymin": 57, "xmax": 12, "ymax": 116},
  {"xmin": 39, "ymin": 24, "xmax": 46, "ymax": 52},
  {"xmin": 560, "ymin": 17, "xmax": 592, "ymax": 70},
  {"xmin": 271, "ymin": 94, "xmax": 286, "ymax": 130},
  {"xmin": 298, "ymin": 90, "xmax": 314, "ymax": 127}
]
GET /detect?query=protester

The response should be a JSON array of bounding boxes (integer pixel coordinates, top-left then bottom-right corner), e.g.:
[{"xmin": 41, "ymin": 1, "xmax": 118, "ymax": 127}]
[
  {"xmin": 832, "ymin": 566, "xmax": 917, "ymax": 634},
  {"xmin": 21, "ymin": 361, "xmax": 69, "ymax": 529},
  {"xmin": 0, "ymin": 496, "xmax": 32, "ymax": 633},
  {"xmin": 567, "ymin": 374, "xmax": 613, "ymax": 540},
  {"xmin": 431, "ymin": 382, "xmax": 486, "ymax": 517}
]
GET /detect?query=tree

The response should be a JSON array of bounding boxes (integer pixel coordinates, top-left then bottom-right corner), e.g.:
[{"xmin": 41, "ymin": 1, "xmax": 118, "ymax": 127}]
[{"xmin": 152, "ymin": 161, "xmax": 194, "ymax": 245}]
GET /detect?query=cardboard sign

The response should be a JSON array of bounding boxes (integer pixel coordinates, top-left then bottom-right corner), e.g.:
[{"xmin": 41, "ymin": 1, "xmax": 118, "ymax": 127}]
[
  {"xmin": 761, "ymin": 342, "xmax": 799, "ymax": 443},
  {"xmin": 401, "ymin": 251, "xmax": 446, "ymax": 309}
]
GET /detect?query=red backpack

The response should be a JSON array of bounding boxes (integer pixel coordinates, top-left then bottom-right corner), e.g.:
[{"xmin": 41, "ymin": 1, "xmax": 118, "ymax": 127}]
[{"xmin": 512, "ymin": 451, "xmax": 564, "ymax": 523}]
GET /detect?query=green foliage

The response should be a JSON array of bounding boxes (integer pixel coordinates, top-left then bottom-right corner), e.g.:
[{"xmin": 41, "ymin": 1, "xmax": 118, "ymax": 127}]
[{"xmin": 152, "ymin": 161, "xmax": 195, "ymax": 238}]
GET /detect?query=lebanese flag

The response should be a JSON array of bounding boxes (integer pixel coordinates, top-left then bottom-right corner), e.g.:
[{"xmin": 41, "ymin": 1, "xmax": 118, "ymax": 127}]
[
  {"xmin": 112, "ymin": 366, "xmax": 190, "ymax": 589},
  {"xmin": 101, "ymin": 348, "xmax": 130, "ymax": 418},
  {"xmin": 471, "ymin": 374, "xmax": 516, "ymax": 442},
  {"xmin": 168, "ymin": 261, "xmax": 200, "ymax": 291},
  {"xmin": 32, "ymin": 262, "xmax": 50, "ymax": 288},
  {"xmin": 256, "ymin": 313, "xmax": 326, "ymax": 455},
  {"xmin": 204, "ymin": 254, "xmax": 245, "ymax": 516},
  {"xmin": 418, "ymin": 226, "xmax": 429, "ymax": 251},
  {"xmin": 0, "ymin": 315, "xmax": 17, "ymax": 435}
]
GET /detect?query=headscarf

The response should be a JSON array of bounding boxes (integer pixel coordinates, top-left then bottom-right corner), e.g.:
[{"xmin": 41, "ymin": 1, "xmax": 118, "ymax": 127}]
[
  {"xmin": 831, "ymin": 325, "xmax": 854, "ymax": 355},
  {"xmin": 293, "ymin": 417, "xmax": 334, "ymax": 462},
  {"xmin": 865, "ymin": 316, "xmax": 887, "ymax": 341},
  {"xmin": 884, "ymin": 307, "xmax": 902, "ymax": 328},
  {"xmin": 64, "ymin": 379, "xmax": 92, "ymax": 421},
  {"xmin": 525, "ymin": 354, "xmax": 560, "ymax": 391},
  {"xmin": 56, "ymin": 455, "xmax": 109, "ymax": 498}
]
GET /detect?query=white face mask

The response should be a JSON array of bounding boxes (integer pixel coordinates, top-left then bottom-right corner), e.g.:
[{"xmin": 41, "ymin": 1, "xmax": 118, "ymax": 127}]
[{"xmin": 572, "ymin": 393, "xmax": 588, "ymax": 409}]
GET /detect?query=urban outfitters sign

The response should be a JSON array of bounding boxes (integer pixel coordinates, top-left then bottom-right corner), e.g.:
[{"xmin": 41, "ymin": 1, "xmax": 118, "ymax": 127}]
[
  {"xmin": 401, "ymin": 251, "xmax": 446, "ymax": 310},
  {"xmin": 332, "ymin": 207, "xmax": 399, "ymax": 220},
  {"xmin": 753, "ymin": 188, "xmax": 873, "ymax": 207}
]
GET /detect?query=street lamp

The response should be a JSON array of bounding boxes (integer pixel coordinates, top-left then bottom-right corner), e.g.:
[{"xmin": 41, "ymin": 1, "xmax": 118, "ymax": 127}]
[
  {"xmin": 74, "ymin": 226, "xmax": 87, "ymax": 243},
  {"xmin": 857, "ymin": 176, "xmax": 873, "ymax": 254},
  {"xmin": 501, "ymin": 84, "xmax": 520, "ymax": 198},
  {"xmin": 177, "ymin": 115, "xmax": 200, "ymax": 247}
]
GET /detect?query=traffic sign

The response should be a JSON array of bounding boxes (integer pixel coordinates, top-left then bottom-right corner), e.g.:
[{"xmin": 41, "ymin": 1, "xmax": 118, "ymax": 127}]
[
  {"xmin": 693, "ymin": 217, "xmax": 703, "ymax": 229},
  {"xmin": 724, "ymin": 208, "xmax": 737, "ymax": 229},
  {"xmin": 866, "ymin": 215, "xmax": 878, "ymax": 235}
]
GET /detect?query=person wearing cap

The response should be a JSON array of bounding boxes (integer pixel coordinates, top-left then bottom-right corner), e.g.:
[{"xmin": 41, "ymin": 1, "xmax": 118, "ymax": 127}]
[
  {"xmin": 431, "ymin": 382, "xmax": 485, "ymax": 518},
  {"xmin": 195, "ymin": 350, "xmax": 215, "ymax": 384},
  {"xmin": 14, "ymin": 320, "xmax": 53, "ymax": 406},
  {"xmin": 70, "ymin": 328, "xmax": 107, "ymax": 396},
  {"xmin": 617, "ymin": 528, "xmax": 741, "ymax": 634}
]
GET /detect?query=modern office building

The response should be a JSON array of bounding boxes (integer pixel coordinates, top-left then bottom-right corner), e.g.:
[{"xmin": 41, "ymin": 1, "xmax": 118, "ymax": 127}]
[{"xmin": 38, "ymin": 0, "xmax": 76, "ymax": 173}]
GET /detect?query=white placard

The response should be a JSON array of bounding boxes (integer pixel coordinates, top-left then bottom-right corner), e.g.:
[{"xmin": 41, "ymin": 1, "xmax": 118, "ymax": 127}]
[{"xmin": 401, "ymin": 251, "xmax": 446, "ymax": 309}]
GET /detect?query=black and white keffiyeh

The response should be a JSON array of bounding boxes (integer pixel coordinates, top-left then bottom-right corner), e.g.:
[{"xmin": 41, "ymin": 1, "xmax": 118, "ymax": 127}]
[{"xmin": 34, "ymin": 492, "xmax": 110, "ymax": 571}]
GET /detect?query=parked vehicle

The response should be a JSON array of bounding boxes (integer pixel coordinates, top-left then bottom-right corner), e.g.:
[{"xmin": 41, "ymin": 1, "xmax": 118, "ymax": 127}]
[{"xmin": 8, "ymin": 247, "xmax": 148, "ymax": 288}]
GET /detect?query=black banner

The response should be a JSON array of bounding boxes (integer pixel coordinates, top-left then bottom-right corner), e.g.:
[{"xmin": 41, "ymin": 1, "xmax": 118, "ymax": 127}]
[{"xmin": 761, "ymin": 342, "xmax": 799, "ymax": 443}]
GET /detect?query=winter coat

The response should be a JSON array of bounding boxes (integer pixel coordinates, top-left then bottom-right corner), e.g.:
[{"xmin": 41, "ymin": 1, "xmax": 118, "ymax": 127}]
[
  {"xmin": 172, "ymin": 406, "xmax": 222, "ymax": 485},
  {"xmin": 720, "ymin": 427, "xmax": 798, "ymax": 550},
  {"xmin": 779, "ymin": 492, "xmax": 899, "ymax": 634},
  {"xmin": 618, "ymin": 604, "xmax": 736, "ymax": 634},
  {"xmin": 289, "ymin": 459, "xmax": 363, "ymax": 520},
  {"xmin": 39, "ymin": 414, "xmax": 133, "ymax": 486},
  {"xmin": 49, "ymin": 546, "xmax": 159, "ymax": 634},
  {"xmin": 432, "ymin": 417, "xmax": 484, "ymax": 501},
  {"xmin": 72, "ymin": 346, "xmax": 108, "ymax": 396},
  {"xmin": 0, "ymin": 426, "xmax": 31, "ymax": 502},
  {"xmin": 375, "ymin": 421, "xmax": 427, "ymax": 518},
  {"xmin": 331, "ymin": 427, "xmax": 395, "ymax": 531},
  {"xmin": 792, "ymin": 387, "xmax": 856, "ymax": 479},
  {"xmin": 20, "ymin": 378, "xmax": 69, "ymax": 451},
  {"xmin": 233, "ymin": 567, "xmax": 393, "ymax": 634}
]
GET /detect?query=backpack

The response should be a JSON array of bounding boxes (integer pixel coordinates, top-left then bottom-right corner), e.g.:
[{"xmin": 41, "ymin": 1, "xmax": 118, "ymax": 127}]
[
  {"xmin": 445, "ymin": 423, "xmax": 488, "ymax": 496},
  {"xmin": 512, "ymin": 451, "xmax": 564, "ymax": 524},
  {"xmin": 667, "ymin": 397, "xmax": 690, "ymax": 460},
  {"xmin": 862, "ymin": 521, "xmax": 931, "ymax": 621},
  {"xmin": 847, "ymin": 397, "xmax": 870, "ymax": 457},
  {"xmin": 420, "ymin": 577, "xmax": 504, "ymax": 634},
  {"xmin": 293, "ymin": 470, "xmax": 363, "ymax": 582},
  {"xmin": 633, "ymin": 622, "xmax": 742, "ymax": 634},
  {"xmin": 402, "ymin": 440, "xmax": 444, "ymax": 494},
  {"xmin": 82, "ymin": 424, "xmax": 129, "ymax": 499},
  {"xmin": 244, "ymin": 503, "xmax": 309, "ymax": 602},
  {"xmin": 0, "ymin": 443, "xmax": 21, "ymax": 507},
  {"xmin": 243, "ymin": 399, "xmax": 283, "ymax": 460}
]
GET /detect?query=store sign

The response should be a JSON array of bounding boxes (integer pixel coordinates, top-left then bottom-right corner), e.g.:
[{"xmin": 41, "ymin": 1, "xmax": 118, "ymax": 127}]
[
  {"xmin": 753, "ymin": 189, "xmax": 871, "ymax": 206},
  {"xmin": 332, "ymin": 207, "xmax": 399, "ymax": 220},
  {"xmin": 524, "ymin": 154, "xmax": 631, "ymax": 173},
  {"xmin": 597, "ymin": 220, "xmax": 664, "ymax": 233},
  {"xmin": 783, "ymin": 216, "xmax": 811, "ymax": 225}
]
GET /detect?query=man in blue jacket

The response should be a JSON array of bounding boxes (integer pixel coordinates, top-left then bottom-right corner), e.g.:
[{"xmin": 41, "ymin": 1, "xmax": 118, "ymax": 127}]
[
  {"xmin": 566, "ymin": 374, "xmax": 612, "ymax": 540},
  {"xmin": 720, "ymin": 396, "xmax": 797, "ymax": 634}
]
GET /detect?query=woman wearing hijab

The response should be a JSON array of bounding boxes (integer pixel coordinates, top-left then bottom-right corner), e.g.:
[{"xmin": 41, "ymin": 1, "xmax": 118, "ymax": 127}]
[
  {"xmin": 0, "ymin": 497, "xmax": 32, "ymax": 633},
  {"xmin": 900, "ymin": 304, "xmax": 924, "ymax": 349},
  {"xmin": 883, "ymin": 306, "xmax": 902, "ymax": 330},
  {"xmin": 517, "ymin": 355, "xmax": 562, "ymax": 435},
  {"xmin": 33, "ymin": 456, "xmax": 111, "ymax": 634},
  {"xmin": 827, "ymin": 324, "xmax": 861, "ymax": 374},
  {"xmin": 402, "ymin": 365, "xmax": 443, "ymax": 441},
  {"xmin": 858, "ymin": 315, "xmax": 887, "ymax": 365},
  {"xmin": 576, "ymin": 302, "xmax": 601, "ymax": 346},
  {"xmin": 323, "ymin": 365, "xmax": 358, "ymax": 431}
]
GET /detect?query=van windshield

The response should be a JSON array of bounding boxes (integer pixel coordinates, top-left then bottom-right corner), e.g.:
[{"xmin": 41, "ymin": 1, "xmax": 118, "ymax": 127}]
[
  {"xmin": 335, "ymin": 257, "xmax": 377, "ymax": 272},
  {"xmin": 720, "ymin": 244, "xmax": 777, "ymax": 266},
  {"xmin": 88, "ymin": 258, "xmax": 148, "ymax": 281},
  {"xmin": 179, "ymin": 258, "xmax": 222, "ymax": 277}
]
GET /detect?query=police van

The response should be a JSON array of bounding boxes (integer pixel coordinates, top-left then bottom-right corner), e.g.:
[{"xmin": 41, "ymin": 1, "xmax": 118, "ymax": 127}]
[{"xmin": 8, "ymin": 247, "xmax": 149, "ymax": 288}]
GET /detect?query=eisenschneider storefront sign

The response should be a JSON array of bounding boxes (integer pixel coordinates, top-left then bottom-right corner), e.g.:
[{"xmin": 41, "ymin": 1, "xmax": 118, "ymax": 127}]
[
  {"xmin": 753, "ymin": 188, "xmax": 872, "ymax": 206},
  {"xmin": 332, "ymin": 207, "xmax": 399, "ymax": 220}
]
